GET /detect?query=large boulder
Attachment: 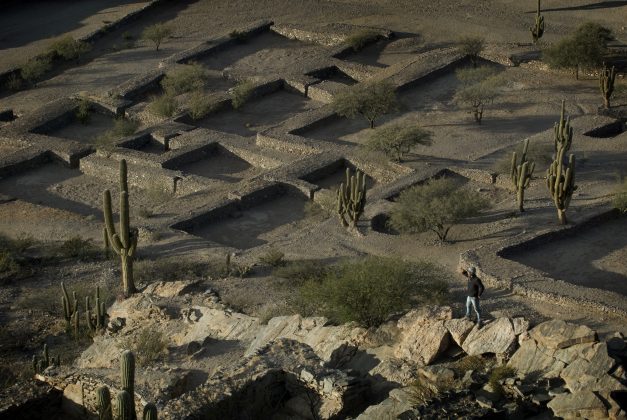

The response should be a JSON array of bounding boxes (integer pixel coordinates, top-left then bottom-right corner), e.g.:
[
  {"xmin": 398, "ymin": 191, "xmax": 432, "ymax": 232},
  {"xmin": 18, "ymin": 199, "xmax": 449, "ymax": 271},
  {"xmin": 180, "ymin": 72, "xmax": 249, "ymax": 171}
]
[
  {"xmin": 461, "ymin": 318, "xmax": 516, "ymax": 356},
  {"xmin": 508, "ymin": 338, "xmax": 566, "ymax": 378},
  {"xmin": 560, "ymin": 343, "xmax": 626, "ymax": 395},
  {"xmin": 394, "ymin": 306, "xmax": 452, "ymax": 365},
  {"xmin": 444, "ymin": 318, "xmax": 475, "ymax": 346},
  {"xmin": 547, "ymin": 390, "xmax": 608, "ymax": 419},
  {"xmin": 529, "ymin": 319, "xmax": 596, "ymax": 350}
]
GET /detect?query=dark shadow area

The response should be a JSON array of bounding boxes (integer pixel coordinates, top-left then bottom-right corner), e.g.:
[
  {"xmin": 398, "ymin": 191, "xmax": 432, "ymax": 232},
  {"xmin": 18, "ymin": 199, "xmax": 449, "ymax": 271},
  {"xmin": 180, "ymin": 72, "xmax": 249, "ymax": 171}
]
[
  {"xmin": 525, "ymin": 1, "xmax": 627, "ymax": 12},
  {"xmin": 301, "ymin": 158, "xmax": 377, "ymax": 191},
  {"xmin": 0, "ymin": 163, "xmax": 101, "ymax": 217},
  {"xmin": 339, "ymin": 39, "xmax": 390, "ymax": 68},
  {"xmin": 504, "ymin": 216, "xmax": 627, "ymax": 296},
  {"xmin": 179, "ymin": 148, "xmax": 254, "ymax": 183}
]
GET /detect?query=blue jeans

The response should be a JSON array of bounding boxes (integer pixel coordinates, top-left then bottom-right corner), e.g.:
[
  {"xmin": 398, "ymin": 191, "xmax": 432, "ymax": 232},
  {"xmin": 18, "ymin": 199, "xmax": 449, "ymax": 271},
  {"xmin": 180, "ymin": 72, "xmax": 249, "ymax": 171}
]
[{"xmin": 466, "ymin": 296, "xmax": 481, "ymax": 323}]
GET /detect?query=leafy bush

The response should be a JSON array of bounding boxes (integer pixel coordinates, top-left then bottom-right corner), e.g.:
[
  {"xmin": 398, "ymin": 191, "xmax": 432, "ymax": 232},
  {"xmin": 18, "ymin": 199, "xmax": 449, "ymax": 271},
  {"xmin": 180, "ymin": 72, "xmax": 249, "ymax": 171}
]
[
  {"xmin": 230, "ymin": 80, "xmax": 256, "ymax": 110},
  {"xmin": 142, "ymin": 23, "xmax": 172, "ymax": 51},
  {"xmin": 332, "ymin": 80, "xmax": 398, "ymax": 128},
  {"xmin": 135, "ymin": 257, "xmax": 221, "ymax": 284},
  {"xmin": 56, "ymin": 236, "xmax": 98, "ymax": 260},
  {"xmin": 189, "ymin": 91, "xmax": 218, "ymax": 120},
  {"xmin": 148, "ymin": 94, "xmax": 178, "ymax": 117},
  {"xmin": 272, "ymin": 260, "xmax": 327, "ymax": 284},
  {"xmin": 543, "ymin": 22, "xmax": 613, "ymax": 79},
  {"xmin": 49, "ymin": 36, "xmax": 91, "ymax": 60},
  {"xmin": 258, "ymin": 248, "xmax": 285, "ymax": 267},
  {"xmin": 345, "ymin": 29, "xmax": 380, "ymax": 51},
  {"xmin": 297, "ymin": 257, "xmax": 449, "ymax": 328},
  {"xmin": 388, "ymin": 177, "xmax": 490, "ymax": 242},
  {"xmin": 364, "ymin": 122, "xmax": 432, "ymax": 162},
  {"xmin": 76, "ymin": 100, "xmax": 91, "ymax": 124},
  {"xmin": 488, "ymin": 365, "xmax": 517, "ymax": 397},
  {"xmin": 161, "ymin": 63, "xmax": 209, "ymax": 96},
  {"xmin": 613, "ymin": 179, "xmax": 627, "ymax": 213},
  {"xmin": 457, "ymin": 36, "xmax": 485, "ymax": 67},
  {"xmin": 123, "ymin": 327, "xmax": 168, "ymax": 366},
  {"xmin": 94, "ymin": 118, "xmax": 139, "ymax": 149},
  {"xmin": 454, "ymin": 66, "xmax": 504, "ymax": 124},
  {"xmin": 20, "ymin": 58, "xmax": 52, "ymax": 83}
]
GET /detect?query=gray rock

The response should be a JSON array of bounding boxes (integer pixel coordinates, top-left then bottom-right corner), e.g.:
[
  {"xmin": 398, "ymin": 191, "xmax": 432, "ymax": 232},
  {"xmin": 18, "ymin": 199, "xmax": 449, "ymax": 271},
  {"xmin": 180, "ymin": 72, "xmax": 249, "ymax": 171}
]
[
  {"xmin": 529, "ymin": 319, "xmax": 596, "ymax": 350},
  {"xmin": 444, "ymin": 318, "xmax": 475, "ymax": 346},
  {"xmin": 511, "ymin": 317, "xmax": 529, "ymax": 336},
  {"xmin": 508, "ymin": 338, "xmax": 566, "ymax": 378},
  {"xmin": 547, "ymin": 390, "xmax": 608, "ymax": 419},
  {"xmin": 461, "ymin": 318, "xmax": 516, "ymax": 356}
]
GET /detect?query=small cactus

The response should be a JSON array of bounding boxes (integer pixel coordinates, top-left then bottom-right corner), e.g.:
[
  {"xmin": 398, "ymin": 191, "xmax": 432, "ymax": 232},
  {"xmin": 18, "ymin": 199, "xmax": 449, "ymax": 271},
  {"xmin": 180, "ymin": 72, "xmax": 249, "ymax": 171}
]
[
  {"xmin": 61, "ymin": 282, "xmax": 78, "ymax": 326},
  {"xmin": 510, "ymin": 139, "xmax": 535, "ymax": 212},
  {"xmin": 530, "ymin": 0, "xmax": 545, "ymax": 44},
  {"xmin": 121, "ymin": 350, "xmax": 136, "ymax": 417},
  {"xmin": 337, "ymin": 168, "xmax": 367, "ymax": 228},
  {"xmin": 143, "ymin": 404, "xmax": 158, "ymax": 420},
  {"xmin": 32, "ymin": 343, "xmax": 60, "ymax": 374},
  {"xmin": 116, "ymin": 390, "xmax": 134, "ymax": 420},
  {"xmin": 547, "ymin": 149, "xmax": 577, "ymax": 225},
  {"xmin": 600, "ymin": 64, "xmax": 616, "ymax": 109},
  {"xmin": 86, "ymin": 287, "xmax": 106, "ymax": 333},
  {"xmin": 553, "ymin": 100, "xmax": 572, "ymax": 156},
  {"xmin": 96, "ymin": 386, "xmax": 113, "ymax": 420}
]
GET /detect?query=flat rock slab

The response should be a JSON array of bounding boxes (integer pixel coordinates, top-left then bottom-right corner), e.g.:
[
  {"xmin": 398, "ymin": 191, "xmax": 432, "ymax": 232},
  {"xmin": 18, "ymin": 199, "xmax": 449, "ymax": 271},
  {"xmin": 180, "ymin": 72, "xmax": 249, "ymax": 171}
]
[
  {"xmin": 462, "ymin": 318, "xmax": 516, "ymax": 356},
  {"xmin": 444, "ymin": 318, "xmax": 475, "ymax": 347},
  {"xmin": 530, "ymin": 319, "xmax": 596, "ymax": 350},
  {"xmin": 547, "ymin": 390, "xmax": 608, "ymax": 419}
]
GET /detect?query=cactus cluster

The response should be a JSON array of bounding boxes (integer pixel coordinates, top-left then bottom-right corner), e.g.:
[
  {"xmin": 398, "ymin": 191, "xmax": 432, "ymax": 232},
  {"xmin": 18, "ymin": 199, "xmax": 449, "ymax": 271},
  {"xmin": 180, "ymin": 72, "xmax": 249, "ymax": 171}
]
[
  {"xmin": 86, "ymin": 286, "xmax": 106, "ymax": 333},
  {"xmin": 600, "ymin": 64, "xmax": 616, "ymax": 109},
  {"xmin": 530, "ymin": 0, "xmax": 545, "ymax": 44},
  {"xmin": 510, "ymin": 139, "xmax": 536, "ymax": 212},
  {"xmin": 337, "ymin": 168, "xmax": 367, "ymax": 228},
  {"xmin": 32, "ymin": 343, "xmax": 60, "ymax": 374},
  {"xmin": 61, "ymin": 282, "xmax": 81, "ymax": 338},
  {"xmin": 547, "ymin": 100, "xmax": 577, "ymax": 224},
  {"xmin": 97, "ymin": 350, "xmax": 158, "ymax": 420},
  {"xmin": 103, "ymin": 159, "xmax": 138, "ymax": 296}
]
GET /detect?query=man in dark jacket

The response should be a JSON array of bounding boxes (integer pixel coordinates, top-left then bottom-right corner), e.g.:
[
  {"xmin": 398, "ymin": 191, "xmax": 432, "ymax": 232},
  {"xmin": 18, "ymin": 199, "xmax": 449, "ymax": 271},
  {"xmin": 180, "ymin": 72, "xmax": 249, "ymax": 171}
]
[{"xmin": 463, "ymin": 266, "xmax": 484, "ymax": 326}]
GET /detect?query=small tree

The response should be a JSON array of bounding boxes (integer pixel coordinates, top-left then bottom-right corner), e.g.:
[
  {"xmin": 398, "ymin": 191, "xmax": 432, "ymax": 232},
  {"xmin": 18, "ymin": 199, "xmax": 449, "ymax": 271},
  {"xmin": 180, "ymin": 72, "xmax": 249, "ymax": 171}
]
[
  {"xmin": 230, "ymin": 80, "xmax": 255, "ymax": 110},
  {"xmin": 148, "ymin": 94, "xmax": 178, "ymax": 117},
  {"xmin": 142, "ymin": 23, "xmax": 172, "ymax": 51},
  {"xmin": 161, "ymin": 63, "xmax": 209, "ymax": 96},
  {"xmin": 332, "ymin": 80, "xmax": 398, "ymax": 128},
  {"xmin": 457, "ymin": 36, "xmax": 485, "ymax": 67},
  {"xmin": 454, "ymin": 66, "xmax": 503, "ymax": 124},
  {"xmin": 388, "ymin": 177, "xmax": 490, "ymax": 242},
  {"xmin": 189, "ymin": 91, "xmax": 218, "ymax": 120},
  {"xmin": 364, "ymin": 122, "xmax": 432, "ymax": 162},
  {"xmin": 49, "ymin": 36, "xmax": 91, "ymax": 61},
  {"xmin": 544, "ymin": 22, "xmax": 613, "ymax": 79},
  {"xmin": 345, "ymin": 29, "xmax": 380, "ymax": 52},
  {"xmin": 20, "ymin": 58, "xmax": 52, "ymax": 84}
]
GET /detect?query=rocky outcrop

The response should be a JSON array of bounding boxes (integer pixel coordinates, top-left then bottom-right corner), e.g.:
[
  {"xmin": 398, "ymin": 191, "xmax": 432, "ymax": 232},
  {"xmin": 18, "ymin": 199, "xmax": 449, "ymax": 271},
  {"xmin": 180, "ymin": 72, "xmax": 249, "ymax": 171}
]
[
  {"xmin": 461, "ymin": 318, "xmax": 517, "ymax": 356},
  {"xmin": 395, "ymin": 306, "xmax": 452, "ymax": 365},
  {"xmin": 529, "ymin": 319, "xmax": 596, "ymax": 350},
  {"xmin": 546, "ymin": 390, "xmax": 608, "ymax": 420},
  {"xmin": 444, "ymin": 318, "xmax": 475, "ymax": 346}
]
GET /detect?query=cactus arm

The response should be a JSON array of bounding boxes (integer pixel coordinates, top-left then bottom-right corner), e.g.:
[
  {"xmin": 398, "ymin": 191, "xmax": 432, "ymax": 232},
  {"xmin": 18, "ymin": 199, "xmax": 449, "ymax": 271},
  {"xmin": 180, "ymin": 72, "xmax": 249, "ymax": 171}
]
[
  {"xmin": 117, "ymin": 391, "xmax": 134, "ymax": 420},
  {"xmin": 121, "ymin": 350, "xmax": 136, "ymax": 419},
  {"xmin": 143, "ymin": 404, "xmax": 158, "ymax": 420},
  {"xmin": 96, "ymin": 386, "xmax": 113, "ymax": 420}
]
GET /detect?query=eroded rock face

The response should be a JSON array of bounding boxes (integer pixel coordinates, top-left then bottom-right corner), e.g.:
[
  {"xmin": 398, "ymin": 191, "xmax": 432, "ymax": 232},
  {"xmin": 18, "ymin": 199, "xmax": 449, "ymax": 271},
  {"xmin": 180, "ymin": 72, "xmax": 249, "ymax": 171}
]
[
  {"xmin": 546, "ymin": 390, "xmax": 608, "ymax": 419},
  {"xmin": 529, "ymin": 319, "xmax": 596, "ymax": 350},
  {"xmin": 394, "ymin": 306, "xmax": 453, "ymax": 365},
  {"xmin": 461, "ymin": 318, "xmax": 516, "ymax": 356},
  {"xmin": 444, "ymin": 318, "xmax": 475, "ymax": 347}
]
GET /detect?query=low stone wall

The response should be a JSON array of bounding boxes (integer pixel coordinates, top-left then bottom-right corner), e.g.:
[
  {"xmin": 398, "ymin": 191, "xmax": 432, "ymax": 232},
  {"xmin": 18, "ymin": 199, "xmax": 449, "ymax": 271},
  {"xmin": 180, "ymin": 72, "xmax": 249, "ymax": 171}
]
[{"xmin": 0, "ymin": 147, "xmax": 51, "ymax": 179}]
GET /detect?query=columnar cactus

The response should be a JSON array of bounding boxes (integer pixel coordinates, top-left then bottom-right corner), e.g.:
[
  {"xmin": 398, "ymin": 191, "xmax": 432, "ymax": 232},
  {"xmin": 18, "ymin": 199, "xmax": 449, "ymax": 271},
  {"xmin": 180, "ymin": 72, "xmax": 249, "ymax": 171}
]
[
  {"xmin": 97, "ymin": 351, "xmax": 159, "ymax": 420},
  {"xmin": 61, "ymin": 282, "xmax": 78, "ymax": 326},
  {"xmin": 510, "ymin": 139, "xmax": 536, "ymax": 212},
  {"xmin": 600, "ymin": 65, "xmax": 616, "ymax": 109},
  {"xmin": 72, "ymin": 307, "xmax": 80, "ymax": 338},
  {"xmin": 553, "ymin": 100, "xmax": 572, "ymax": 156},
  {"xmin": 337, "ymin": 168, "xmax": 367, "ymax": 228},
  {"xmin": 32, "ymin": 343, "xmax": 60, "ymax": 374},
  {"xmin": 103, "ymin": 159, "xmax": 138, "ymax": 296},
  {"xmin": 86, "ymin": 286, "xmax": 106, "ymax": 333},
  {"xmin": 547, "ymin": 147, "xmax": 577, "ymax": 225},
  {"xmin": 530, "ymin": 0, "xmax": 545, "ymax": 44}
]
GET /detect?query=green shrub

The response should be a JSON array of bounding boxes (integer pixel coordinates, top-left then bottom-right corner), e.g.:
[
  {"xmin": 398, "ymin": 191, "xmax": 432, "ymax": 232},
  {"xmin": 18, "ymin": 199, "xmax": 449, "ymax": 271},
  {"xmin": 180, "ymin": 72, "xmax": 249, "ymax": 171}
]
[
  {"xmin": 457, "ymin": 36, "xmax": 485, "ymax": 67},
  {"xmin": 76, "ymin": 100, "xmax": 91, "ymax": 124},
  {"xmin": 94, "ymin": 118, "xmax": 139, "ymax": 149},
  {"xmin": 142, "ymin": 23, "xmax": 172, "ymax": 51},
  {"xmin": 489, "ymin": 365, "xmax": 517, "ymax": 397},
  {"xmin": 388, "ymin": 177, "xmax": 490, "ymax": 242},
  {"xmin": 230, "ymin": 80, "xmax": 255, "ymax": 110},
  {"xmin": 454, "ymin": 66, "xmax": 504, "ymax": 124},
  {"xmin": 161, "ymin": 63, "xmax": 209, "ymax": 96},
  {"xmin": 332, "ymin": 80, "xmax": 398, "ymax": 129},
  {"xmin": 258, "ymin": 248, "xmax": 285, "ymax": 267},
  {"xmin": 122, "ymin": 327, "xmax": 168, "ymax": 366},
  {"xmin": 189, "ymin": 91, "xmax": 218, "ymax": 120},
  {"xmin": 56, "ymin": 236, "xmax": 98, "ymax": 260},
  {"xmin": 20, "ymin": 58, "xmax": 52, "ymax": 83},
  {"xmin": 365, "ymin": 122, "xmax": 432, "ymax": 162},
  {"xmin": 148, "ymin": 94, "xmax": 178, "ymax": 117},
  {"xmin": 49, "ymin": 36, "xmax": 91, "ymax": 60},
  {"xmin": 272, "ymin": 260, "xmax": 327, "ymax": 284},
  {"xmin": 451, "ymin": 355, "xmax": 486, "ymax": 375},
  {"xmin": 134, "ymin": 257, "xmax": 221, "ymax": 284},
  {"xmin": 297, "ymin": 257, "xmax": 449, "ymax": 328},
  {"xmin": 613, "ymin": 179, "xmax": 627, "ymax": 213},
  {"xmin": 345, "ymin": 29, "xmax": 380, "ymax": 51},
  {"xmin": 408, "ymin": 376, "xmax": 455, "ymax": 407}
]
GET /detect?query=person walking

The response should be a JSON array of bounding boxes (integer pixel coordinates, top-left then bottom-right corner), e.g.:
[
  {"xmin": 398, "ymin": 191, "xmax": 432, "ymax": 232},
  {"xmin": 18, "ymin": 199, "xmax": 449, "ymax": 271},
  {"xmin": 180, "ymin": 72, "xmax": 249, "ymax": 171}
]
[{"xmin": 463, "ymin": 266, "xmax": 484, "ymax": 326}]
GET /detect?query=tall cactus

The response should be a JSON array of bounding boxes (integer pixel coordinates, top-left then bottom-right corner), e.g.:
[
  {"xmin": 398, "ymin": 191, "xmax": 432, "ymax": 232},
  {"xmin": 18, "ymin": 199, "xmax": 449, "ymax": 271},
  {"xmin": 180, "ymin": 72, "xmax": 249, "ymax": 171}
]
[
  {"xmin": 547, "ymin": 147, "xmax": 577, "ymax": 225},
  {"xmin": 103, "ymin": 159, "xmax": 138, "ymax": 296},
  {"xmin": 530, "ymin": 0, "xmax": 545, "ymax": 44},
  {"xmin": 337, "ymin": 168, "xmax": 367, "ymax": 228},
  {"xmin": 61, "ymin": 282, "xmax": 78, "ymax": 326},
  {"xmin": 553, "ymin": 100, "xmax": 572, "ymax": 156},
  {"xmin": 143, "ymin": 404, "xmax": 158, "ymax": 420},
  {"xmin": 32, "ymin": 343, "xmax": 60, "ymax": 374},
  {"xmin": 86, "ymin": 286, "xmax": 106, "ymax": 333},
  {"xmin": 510, "ymin": 139, "xmax": 536, "ymax": 212},
  {"xmin": 600, "ymin": 64, "xmax": 616, "ymax": 109},
  {"xmin": 97, "ymin": 386, "xmax": 113, "ymax": 420},
  {"xmin": 121, "ymin": 350, "xmax": 136, "ymax": 419}
]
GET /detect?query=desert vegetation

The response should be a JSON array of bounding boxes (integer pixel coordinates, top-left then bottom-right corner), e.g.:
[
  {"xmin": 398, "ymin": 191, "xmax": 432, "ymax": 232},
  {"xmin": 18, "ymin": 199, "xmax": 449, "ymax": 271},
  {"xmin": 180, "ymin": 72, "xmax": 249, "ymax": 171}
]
[
  {"xmin": 142, "ymin": 23, "xmax": 172, "ymax": 51},
  {"xmin": 364, "ymin": 122, "xmax": 432, "ymax": 162},
  {"xmin": 332, "ymin": 80, "xmax": 398, "ymax": 128}
]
